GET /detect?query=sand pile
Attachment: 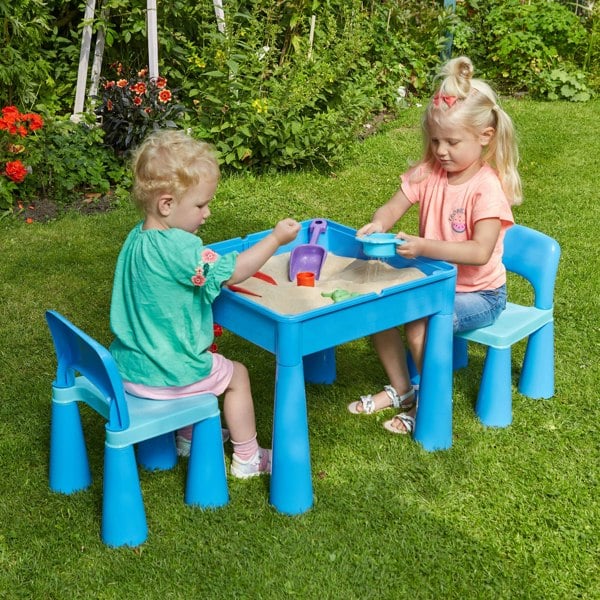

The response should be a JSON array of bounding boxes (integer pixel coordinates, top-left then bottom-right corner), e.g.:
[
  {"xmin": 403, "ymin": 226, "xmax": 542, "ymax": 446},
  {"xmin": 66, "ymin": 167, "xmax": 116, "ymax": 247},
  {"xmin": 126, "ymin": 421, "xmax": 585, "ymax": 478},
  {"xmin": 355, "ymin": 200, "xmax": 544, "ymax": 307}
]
[{"xmin": 232, "ymin": 252, "xmax": 425, "ymax": 315}]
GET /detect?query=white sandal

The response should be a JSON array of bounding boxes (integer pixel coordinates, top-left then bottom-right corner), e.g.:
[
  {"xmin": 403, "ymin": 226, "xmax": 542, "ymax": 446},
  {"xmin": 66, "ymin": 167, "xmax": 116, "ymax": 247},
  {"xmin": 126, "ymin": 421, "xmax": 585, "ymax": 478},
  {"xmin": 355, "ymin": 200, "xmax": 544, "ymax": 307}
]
[
  {"xmin": 347, "ymin": 385, "xmax": 416, "ymax": 415},
  {"xmin": 383, "ymin": 413, "xmax": 415, "ymax": 435}
]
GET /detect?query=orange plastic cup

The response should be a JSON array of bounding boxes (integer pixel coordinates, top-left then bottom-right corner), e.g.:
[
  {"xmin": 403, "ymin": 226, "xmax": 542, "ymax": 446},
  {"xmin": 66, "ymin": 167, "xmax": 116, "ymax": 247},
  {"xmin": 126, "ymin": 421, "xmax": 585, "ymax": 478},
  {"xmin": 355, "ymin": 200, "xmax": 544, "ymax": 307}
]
[{"xmin": 296, "ymin": 272, "xmax": 315, "ymax": 287}]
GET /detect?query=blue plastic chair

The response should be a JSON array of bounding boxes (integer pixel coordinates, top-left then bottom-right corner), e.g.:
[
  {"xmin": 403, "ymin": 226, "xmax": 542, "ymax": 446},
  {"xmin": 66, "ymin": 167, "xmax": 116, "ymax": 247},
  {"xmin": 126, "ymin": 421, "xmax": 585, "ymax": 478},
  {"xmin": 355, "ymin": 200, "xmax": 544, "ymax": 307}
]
[
  {"xmin": 45, "ymin": 310, "xmax": 228, "ymax": 547},
  {"xmin": 453, "ymin": 225, "xmax": 561, "ymax": 427}
]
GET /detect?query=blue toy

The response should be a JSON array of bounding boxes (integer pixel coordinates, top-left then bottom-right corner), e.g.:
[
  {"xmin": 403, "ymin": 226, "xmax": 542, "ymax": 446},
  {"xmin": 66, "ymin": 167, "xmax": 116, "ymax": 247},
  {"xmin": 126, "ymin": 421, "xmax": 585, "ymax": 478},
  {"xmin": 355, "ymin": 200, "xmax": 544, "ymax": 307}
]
[{"xmin": 356, "ymin": 233, "xmax": 406, "ymax": 258}]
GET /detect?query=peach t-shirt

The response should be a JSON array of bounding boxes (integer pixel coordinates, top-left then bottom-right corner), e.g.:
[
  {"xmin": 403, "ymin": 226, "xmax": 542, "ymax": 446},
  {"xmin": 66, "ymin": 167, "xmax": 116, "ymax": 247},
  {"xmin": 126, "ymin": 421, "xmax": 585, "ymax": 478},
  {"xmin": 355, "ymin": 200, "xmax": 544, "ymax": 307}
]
[{"xmin": 401, "ymin": 162, "xmax": 514, "ymax": 292}]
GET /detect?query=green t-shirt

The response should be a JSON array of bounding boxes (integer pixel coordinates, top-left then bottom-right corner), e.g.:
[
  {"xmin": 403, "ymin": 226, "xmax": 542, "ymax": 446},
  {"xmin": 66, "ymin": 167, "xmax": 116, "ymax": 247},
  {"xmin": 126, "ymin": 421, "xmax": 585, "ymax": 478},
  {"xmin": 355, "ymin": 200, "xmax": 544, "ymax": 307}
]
[{"xmin": 110, "ymin": 222, "xmax": 237, "ymax": 386}]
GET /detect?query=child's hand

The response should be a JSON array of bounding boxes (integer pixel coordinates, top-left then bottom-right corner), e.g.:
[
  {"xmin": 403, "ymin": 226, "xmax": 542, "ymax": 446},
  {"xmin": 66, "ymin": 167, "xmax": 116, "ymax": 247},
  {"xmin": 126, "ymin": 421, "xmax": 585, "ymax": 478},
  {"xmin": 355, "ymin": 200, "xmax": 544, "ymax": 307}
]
[
  {"xmin": 356, "ymin": 222, "xmax": 385, "ymax": 237},
  {"xmin": 273, "ymin": 218, "xmax": 301, "ymax": 245},
  {"xmin": 395, "ymin": 231, "xmax": 423, "ymax": 259}
]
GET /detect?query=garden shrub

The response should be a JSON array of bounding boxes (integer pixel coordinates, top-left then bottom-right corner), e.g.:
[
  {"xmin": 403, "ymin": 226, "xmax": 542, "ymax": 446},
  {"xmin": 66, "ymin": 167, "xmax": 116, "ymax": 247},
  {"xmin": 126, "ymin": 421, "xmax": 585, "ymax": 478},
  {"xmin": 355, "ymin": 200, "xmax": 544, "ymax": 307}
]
[
  {"xmin": 91, "ymin": 0, "xmax": 450, "ymax": 171},
  {"xmin": 27, "ymin": 116, "xmax": 127, "ymax": 206},
  {"xmin": 451, "ymin": 0, "xmax": 594, "ymax": 100},
  {"xmin": 0, "ymin": 0, "xmax": 54, "ymax": 108},
  {"xmin": 183, "ymin": 5, "xmax": 387, "ymax": 170}
]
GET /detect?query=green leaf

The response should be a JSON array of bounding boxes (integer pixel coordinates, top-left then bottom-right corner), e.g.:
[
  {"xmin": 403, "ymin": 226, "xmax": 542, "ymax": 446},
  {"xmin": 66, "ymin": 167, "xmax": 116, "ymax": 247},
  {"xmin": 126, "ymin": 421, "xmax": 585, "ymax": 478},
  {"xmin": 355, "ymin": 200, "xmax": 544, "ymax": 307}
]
[
  {"xmin": 226, "ymin": 60, "xmax": 240, "ymax": 74},
  {"xmin": 572, "ymin": 92, "xmax": 590, "ymax": 102},
  {"xmin": 236, "ymin": 146, "xmax": 252, "ymax": 160},
  {"xmin": 203, "ymin": 70, "xmax": 226, "ymax": 78}
]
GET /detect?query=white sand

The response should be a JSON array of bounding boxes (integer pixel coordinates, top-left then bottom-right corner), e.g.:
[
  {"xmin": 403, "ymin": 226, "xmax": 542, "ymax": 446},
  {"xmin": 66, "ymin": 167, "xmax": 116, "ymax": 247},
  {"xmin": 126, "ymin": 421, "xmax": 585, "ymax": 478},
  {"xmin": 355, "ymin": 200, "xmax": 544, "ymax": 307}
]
[{"xmin": 232, "ymin": 252, "xmax": 425, "ymax": 315}]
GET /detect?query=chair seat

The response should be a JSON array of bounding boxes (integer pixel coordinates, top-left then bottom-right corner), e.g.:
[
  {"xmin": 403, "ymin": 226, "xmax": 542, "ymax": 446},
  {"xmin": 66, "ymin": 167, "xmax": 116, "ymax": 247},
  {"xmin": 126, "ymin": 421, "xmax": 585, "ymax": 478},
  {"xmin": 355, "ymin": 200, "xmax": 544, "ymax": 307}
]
[
  {"xmin": 53, "ymin": 376, "xmax": 220, "ymax": 448},
  {"xmin": 456, "ymin": 302, "xmax": 553, "ymax": 349}
]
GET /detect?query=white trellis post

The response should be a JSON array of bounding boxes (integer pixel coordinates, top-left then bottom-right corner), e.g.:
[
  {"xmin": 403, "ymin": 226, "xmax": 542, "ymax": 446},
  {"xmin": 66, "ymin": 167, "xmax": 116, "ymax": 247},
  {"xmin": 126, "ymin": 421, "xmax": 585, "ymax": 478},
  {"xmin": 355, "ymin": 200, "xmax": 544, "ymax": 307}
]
[
  {"xmin": 147, "ymin": 0, "xmax": 159, "ymax": 79},
  {"xmin": 308, "ymin": 14, "xmax": 316, "ymax": 60},
  {"xmin": 213, "ymin": 0, "xmax": 226, "ymax": 34},
  {"xmin": 89, "ymin": 2, "xmax": 109, "ymax": 100},
  {"xmin": 72, "ymin": 0, "xmax": 96, "ymax": 122}
]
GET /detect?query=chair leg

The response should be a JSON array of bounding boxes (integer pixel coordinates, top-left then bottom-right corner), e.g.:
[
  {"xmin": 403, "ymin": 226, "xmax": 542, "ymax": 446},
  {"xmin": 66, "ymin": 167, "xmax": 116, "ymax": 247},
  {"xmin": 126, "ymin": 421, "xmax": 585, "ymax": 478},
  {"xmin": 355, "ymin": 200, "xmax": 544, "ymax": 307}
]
[
  {"xmin": 453, "ymin": 337, "xmax": 469, "ymax": 370},
  {"xmin": 519, "ymin": 321, "xmax": 555, "ymax": 399},
  {"xmin": 49, "ymin": 399, "xmax": 92, "ymax": 493},
  {"xmin": 185, "ymin": 415, "xmax": 228, "ymax": 508},
  {"xmin": 136, "ymin": 432, "xmax": 177, "ymax": 471},
  {"xmin": 102, "ymin": 442, "xmax": 147, "ymax": 547},
  {"xmin": 476, "ymin": 347, "xmax": 512, "ymax": 427}
]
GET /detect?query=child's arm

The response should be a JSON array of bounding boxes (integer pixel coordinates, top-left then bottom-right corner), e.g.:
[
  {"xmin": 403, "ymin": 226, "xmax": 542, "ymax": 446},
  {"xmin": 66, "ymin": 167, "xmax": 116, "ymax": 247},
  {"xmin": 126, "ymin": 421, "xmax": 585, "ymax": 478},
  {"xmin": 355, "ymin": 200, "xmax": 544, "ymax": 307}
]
[
  {"xmin": 226, "ymin": 218, "xmax": 300, "ymax": 284},
  {"xmin": 397, "ymin": 218, "xmax": 501, "ymax": 266},
  {"xmin": 356, "ymin": 188, "xmax": 412, "ymax": 236}
]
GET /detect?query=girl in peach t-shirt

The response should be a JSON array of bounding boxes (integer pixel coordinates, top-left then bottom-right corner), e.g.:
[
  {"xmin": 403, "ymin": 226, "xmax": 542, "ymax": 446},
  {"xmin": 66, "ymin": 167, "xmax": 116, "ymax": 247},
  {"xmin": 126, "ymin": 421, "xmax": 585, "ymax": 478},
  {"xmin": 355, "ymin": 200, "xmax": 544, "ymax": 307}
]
[{"xmin": 348, "ymin": 56, "xmax": 521, "ymax": 435}]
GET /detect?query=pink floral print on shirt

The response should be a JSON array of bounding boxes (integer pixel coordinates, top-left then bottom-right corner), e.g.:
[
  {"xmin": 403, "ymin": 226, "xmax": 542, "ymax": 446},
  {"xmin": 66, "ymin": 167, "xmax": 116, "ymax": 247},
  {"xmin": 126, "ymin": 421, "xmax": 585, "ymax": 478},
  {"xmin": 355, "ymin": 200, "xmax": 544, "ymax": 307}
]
[{"xmin": 191, "ymin": 248, "xmax": 220, "ymax": 286}]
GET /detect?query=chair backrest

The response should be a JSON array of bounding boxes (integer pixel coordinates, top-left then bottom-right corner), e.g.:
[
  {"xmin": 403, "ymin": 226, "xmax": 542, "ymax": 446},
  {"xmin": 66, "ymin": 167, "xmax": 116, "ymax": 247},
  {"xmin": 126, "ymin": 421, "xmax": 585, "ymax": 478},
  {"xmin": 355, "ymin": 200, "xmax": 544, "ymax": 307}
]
[
  {"xmin": 45, "ymin": 310, "xmax": 129, "ymax": 431},
  {"xmin": 502, "ymin": 225, "xmax": 561, "ymax": 311}
]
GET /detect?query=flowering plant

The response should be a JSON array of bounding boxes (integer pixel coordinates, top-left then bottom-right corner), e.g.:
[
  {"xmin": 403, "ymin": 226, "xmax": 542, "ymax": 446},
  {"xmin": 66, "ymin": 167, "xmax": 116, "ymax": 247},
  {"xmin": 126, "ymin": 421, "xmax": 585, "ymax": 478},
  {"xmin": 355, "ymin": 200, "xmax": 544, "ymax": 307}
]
[
  {"xmin": 0, "ymin": 106, "xmax": 44, "ymax": 211},
  {"xmin": 95, "ymin": 64, "xmax": 186, "ymax": 153}
]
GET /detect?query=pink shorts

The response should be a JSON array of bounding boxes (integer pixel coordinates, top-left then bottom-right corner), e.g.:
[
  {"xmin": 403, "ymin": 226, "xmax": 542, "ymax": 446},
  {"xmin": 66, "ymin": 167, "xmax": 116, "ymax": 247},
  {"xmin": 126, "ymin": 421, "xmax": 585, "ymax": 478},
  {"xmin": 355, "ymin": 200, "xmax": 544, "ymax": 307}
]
[{"xmin": 124, "ymin": 353, "xmax": 235, "ymax": 400}]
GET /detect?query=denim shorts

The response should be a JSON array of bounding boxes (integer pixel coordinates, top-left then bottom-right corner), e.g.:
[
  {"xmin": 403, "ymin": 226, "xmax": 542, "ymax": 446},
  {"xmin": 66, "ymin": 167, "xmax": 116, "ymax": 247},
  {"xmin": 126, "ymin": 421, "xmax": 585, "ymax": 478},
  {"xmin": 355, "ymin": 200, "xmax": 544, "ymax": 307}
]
[{"xmin": 453, "ymin": 284, "xmax": 507, "ymax": 333}]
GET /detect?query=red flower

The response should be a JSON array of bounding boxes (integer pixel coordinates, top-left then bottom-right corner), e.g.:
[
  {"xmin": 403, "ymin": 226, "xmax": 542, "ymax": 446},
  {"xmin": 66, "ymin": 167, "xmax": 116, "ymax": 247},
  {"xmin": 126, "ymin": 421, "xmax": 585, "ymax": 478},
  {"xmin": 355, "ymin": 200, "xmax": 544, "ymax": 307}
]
[
  {"xmin": 1, "ymin": 106, "xmax": 20, "ymax": 121},
  {"xmin": 158, "ymin": 89, "xmax": 172, "ymax": 103},
  {"xmin": 155, "ymin": 77, "xmax": 167, "ymax": 89},
  {"xmin": 2, "ymin": 121, "xmax": 18, "ymax": 135},
  {"xmin": 117, "ymin": 79, "xmax": 128, "ymax": 88},
  {"xmin": 106, "ymin": 99, "xmax": 113, "ymax": 111},
  {"xmin": 131, "ymin": 82, "xmax": 147, "ymax": 95},
  {"xmin": 133, "ymin": 96, "xmax": 142, "ymax": 106},
  {"xmin": 213, "ymin": 324, "xmax": 224, "ymax": 337},
  {"xmin": 208, "ymin": 343, "xmax": 218, "ymax": 353},
  {"xmin": 4, "ymin": 160, "xmax": 28, "ymax": 183},
  {"xmin": 104, "ymin": 80, "xmax": 115, "ymax": 89},
  {"xmin": 23, "ymin": 113, "xmax": 43, "ymax": 131}
]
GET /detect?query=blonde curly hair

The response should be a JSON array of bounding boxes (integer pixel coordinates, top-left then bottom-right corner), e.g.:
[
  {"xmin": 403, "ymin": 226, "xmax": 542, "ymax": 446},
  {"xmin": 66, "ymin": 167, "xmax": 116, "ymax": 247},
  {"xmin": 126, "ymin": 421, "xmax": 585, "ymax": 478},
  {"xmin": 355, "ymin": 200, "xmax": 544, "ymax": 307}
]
[{"xmin": 131, "ymin": 129, "xmax": 220, "ymax": 211}]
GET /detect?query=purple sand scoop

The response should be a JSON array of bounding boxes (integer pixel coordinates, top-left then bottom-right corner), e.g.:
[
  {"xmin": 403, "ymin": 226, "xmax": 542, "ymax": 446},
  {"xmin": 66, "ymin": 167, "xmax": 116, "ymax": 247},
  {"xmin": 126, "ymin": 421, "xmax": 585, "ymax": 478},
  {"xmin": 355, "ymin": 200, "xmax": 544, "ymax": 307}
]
[{"xmin": 288, "ymin": 219, "xmax": 328, "ymax": 281}]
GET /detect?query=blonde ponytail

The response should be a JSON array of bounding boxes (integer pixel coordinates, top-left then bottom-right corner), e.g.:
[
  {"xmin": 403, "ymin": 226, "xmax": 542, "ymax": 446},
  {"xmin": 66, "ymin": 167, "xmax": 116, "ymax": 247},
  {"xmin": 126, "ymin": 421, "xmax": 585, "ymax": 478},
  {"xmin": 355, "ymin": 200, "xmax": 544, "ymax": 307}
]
[{"xmin": 423, "ymin": 56, "xmax": 523, "ymax": 205}]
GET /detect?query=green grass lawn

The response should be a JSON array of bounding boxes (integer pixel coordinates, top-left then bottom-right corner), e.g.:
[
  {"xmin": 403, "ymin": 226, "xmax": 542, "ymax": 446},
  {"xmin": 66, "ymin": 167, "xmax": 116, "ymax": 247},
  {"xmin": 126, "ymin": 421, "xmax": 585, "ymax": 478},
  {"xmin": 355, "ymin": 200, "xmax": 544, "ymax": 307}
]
[{"xmin": 0, "ymin": 100, "xmax": 598, "ymax": 599}]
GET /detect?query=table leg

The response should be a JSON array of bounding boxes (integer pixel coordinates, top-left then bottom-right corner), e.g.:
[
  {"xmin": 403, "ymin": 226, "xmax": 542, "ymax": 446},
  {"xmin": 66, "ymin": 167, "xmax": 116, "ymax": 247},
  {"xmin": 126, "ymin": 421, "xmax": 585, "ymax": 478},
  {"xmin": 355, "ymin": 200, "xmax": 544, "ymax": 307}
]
[
  {"xmin": 270, "ymin": 360, "xmax": 313, "ymax": 514},
  {"xmin": 413, "ymin": 311, "xmax": 453, "ymax": 450},
  {"xmin": 303, "ymin": 347, "xmax": 336, "ymax": 384}
]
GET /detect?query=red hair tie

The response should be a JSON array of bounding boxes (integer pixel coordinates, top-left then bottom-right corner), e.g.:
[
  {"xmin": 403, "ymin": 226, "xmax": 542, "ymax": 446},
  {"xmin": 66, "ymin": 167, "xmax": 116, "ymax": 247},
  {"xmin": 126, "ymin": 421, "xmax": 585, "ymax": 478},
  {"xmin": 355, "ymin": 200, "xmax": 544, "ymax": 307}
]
[{"xmin": 433, "ymin": 94, "xmax": 458, "ymax": 108}]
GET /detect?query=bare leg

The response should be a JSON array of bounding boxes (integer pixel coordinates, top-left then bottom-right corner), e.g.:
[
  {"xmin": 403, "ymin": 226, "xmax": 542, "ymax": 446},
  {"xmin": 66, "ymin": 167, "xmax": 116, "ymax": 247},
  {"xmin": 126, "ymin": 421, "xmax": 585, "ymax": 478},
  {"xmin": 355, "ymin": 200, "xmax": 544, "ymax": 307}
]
[
  {"xmin": 222, "ymin": 361, "xmax": 257, "ymax": 443},
  {"xmin": 372, "ymin": 327, "xmax": 413, "ymax": 394},
  {"xmin": 222, "ymin": 361, "xmax": 271, "ymax": 477},
  {"xmin": 405, "ymin": 318, "xmax": 427, "ymax": 372},
  {"xmin": 386, "ymin": 318, "xmax": 428, "ymax": 433}
]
